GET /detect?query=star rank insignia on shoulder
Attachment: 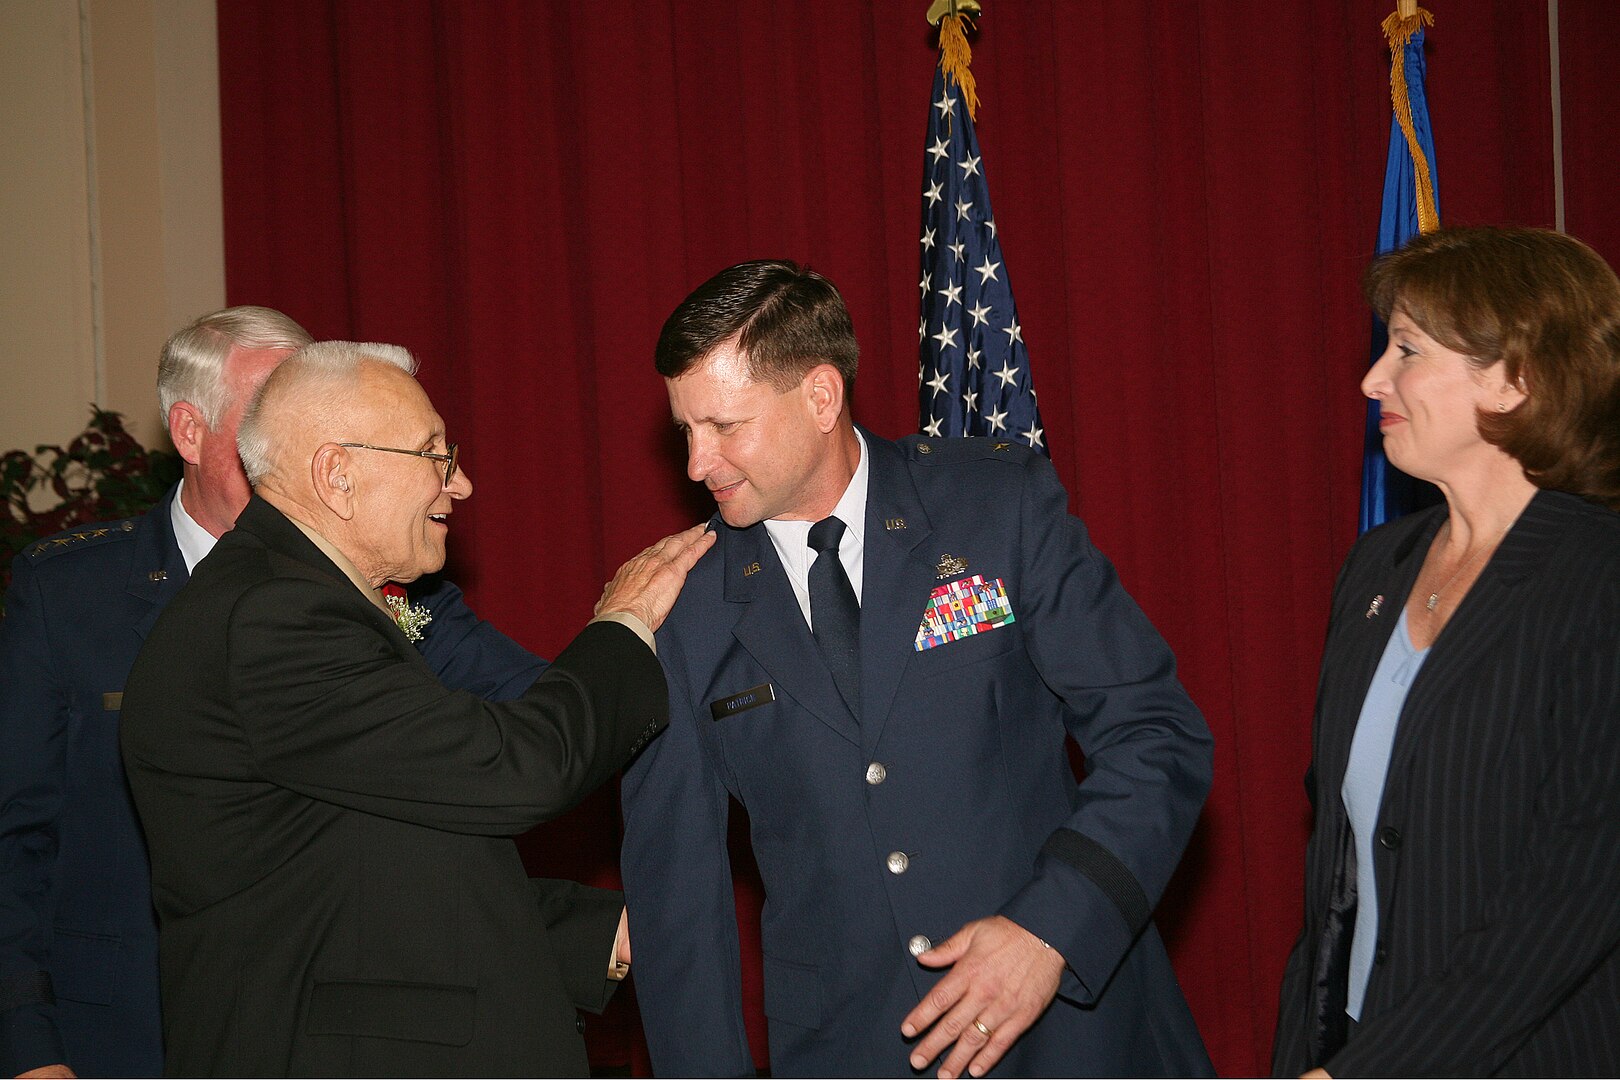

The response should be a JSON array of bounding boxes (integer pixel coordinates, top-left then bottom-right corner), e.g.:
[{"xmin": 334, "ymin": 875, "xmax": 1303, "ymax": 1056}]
[
  {"xmin": 905, "ymin": 433, "xmax": 1032, "ymax": 465},
  {"xmin": 26, "ymin": 521, "xmax": 134, "ymax": 562}
]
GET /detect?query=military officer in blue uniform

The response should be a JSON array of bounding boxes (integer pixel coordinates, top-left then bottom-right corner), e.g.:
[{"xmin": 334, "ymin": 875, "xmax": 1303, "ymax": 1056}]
[
  {"xmin": 621, "ymin": 261, "xmax": 1215, "ymax": 1077},
  {"xmin": 0, "ymin": 308, "xmax": 543, "ymax": 1078}
]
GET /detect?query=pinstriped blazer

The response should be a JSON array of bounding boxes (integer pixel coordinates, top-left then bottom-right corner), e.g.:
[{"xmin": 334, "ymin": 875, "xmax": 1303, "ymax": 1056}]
[{"xmin": 1272, "ymin": 489, "xmax": 1620, "ymax": 1077}]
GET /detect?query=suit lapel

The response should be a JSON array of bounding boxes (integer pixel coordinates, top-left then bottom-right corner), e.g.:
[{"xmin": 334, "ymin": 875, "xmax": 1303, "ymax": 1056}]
[
  {"xmin": 723, "ymin": 522, "xmax": 862, "ymax": 747},
  {"xmin": 857, "ymin": 436, "xmax": 935, "ymax": 757},
  {"xmin": 129, "ymin": 487, "xmax": 191, "ymax": 640},
  {"xmin": 1385, "ymin": 490, "xmax": 1562, "ymax": 782},
  {"xmin": 1317, "ymin": 510, "xmax": 1440, "ymax": 789}
]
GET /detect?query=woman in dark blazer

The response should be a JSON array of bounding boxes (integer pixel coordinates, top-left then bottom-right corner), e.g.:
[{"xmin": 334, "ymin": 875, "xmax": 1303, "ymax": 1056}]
[{"xmin": 1273, "ymin": 226, "xmax": 1620, "ymax": 1077}]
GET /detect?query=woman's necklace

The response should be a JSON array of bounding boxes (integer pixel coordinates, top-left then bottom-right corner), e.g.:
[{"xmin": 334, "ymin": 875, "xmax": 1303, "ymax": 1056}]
[{"xmin": 1424, "ymin": 523, "xmax": 1510, "ymax": 614}]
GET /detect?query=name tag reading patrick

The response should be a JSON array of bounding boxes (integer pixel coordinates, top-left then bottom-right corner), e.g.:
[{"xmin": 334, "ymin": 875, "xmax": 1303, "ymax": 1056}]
[{"xmin": 710, "ymin": 682, "xmax": 775, "ymax": 720}]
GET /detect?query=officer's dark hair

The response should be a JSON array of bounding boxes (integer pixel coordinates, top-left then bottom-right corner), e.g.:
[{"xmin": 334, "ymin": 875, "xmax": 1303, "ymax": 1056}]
[{"xmin": 655, "ymin": 260, "xmax": 859, "ymax": 392}]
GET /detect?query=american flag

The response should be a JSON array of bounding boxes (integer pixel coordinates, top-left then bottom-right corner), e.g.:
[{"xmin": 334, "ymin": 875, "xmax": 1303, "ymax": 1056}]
[{"xmin": 917, "ymin": 55, "xmax": 1047, "ymax": 455}]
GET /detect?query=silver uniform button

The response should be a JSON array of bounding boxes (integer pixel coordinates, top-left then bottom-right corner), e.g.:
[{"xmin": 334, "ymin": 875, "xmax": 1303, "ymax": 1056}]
[
  {"xmin": 908, "ymin": 934, "xmax": 932, "ymax": 956},
  {"xmin": 865, "ymin": 762, "xmax": 887, "ymax": 785},
  {"xmin": 886, "ymin": 851, "xmax": 909, "ymax": 874}
]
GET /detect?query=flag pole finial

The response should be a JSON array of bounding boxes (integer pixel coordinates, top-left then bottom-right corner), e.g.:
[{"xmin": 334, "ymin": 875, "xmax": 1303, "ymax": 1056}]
[{"xmin": 926, "ymin": 0, "xmax": 981, "ymax": 28}]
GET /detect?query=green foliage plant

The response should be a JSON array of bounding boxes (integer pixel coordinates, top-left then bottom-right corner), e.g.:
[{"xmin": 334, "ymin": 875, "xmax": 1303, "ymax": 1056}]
[{"xmin": 1, "ymin": 408, "xmax": 181, "ymax": 617}]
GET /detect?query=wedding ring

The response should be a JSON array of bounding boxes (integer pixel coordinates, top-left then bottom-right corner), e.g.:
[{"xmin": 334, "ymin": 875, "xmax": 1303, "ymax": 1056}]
[{"xmin": 972, "ymin": 1019, "xmax": 993, "ymax": 1038}]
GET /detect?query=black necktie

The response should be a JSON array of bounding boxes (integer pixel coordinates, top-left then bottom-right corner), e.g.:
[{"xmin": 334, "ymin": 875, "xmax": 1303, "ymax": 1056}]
[{"xmin": 808, "ymin": 516, "xmax": 860, "ymax": 711}]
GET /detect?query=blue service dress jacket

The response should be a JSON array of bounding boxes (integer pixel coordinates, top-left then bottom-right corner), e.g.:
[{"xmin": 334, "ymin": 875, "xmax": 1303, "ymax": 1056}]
[
  {"xmin": 622, "ymin": 430, "xmax": 1215, "ymax": 1077},
  {"xmin": 0, "ymin": 486, "xmax": 545, "ymax": 1077}
]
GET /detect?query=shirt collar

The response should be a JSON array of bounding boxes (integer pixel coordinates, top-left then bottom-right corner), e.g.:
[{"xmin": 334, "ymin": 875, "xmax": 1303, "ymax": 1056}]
[
  {"xmin": 286, "ymin": 517, "xmax": 394, "ymax": 616},
  {"xmin": 764, "ymin": 428, "xmax": 868, "ymax": 541},
  {"xmin": 169, "ymin": 479, "xmax": 217, "ymax": 574},
  {"xmin": 830, "ymin": 427, "xmax": 869, "ymax": 546}
]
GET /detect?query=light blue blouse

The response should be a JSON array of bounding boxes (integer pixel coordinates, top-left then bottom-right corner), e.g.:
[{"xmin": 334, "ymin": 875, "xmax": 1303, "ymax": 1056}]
[{"xmin": 1341, "ymin": 606, "xmax": 1430, "ymax": 1020}]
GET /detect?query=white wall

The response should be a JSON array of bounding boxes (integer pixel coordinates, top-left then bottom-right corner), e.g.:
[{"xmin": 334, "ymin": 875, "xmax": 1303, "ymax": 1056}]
[{"xmin": 0, "ymin": 0, "xmax": 224, "ymax": 458}]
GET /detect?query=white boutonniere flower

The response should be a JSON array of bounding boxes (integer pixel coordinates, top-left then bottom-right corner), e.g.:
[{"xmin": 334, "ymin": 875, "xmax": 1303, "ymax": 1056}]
[{"xmin": 382, "ymin": 585, "xmax": 433, "ymax": 643}]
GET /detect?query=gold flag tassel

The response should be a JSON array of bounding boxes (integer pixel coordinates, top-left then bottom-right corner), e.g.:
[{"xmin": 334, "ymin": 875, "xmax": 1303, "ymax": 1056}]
[
  {"xmin": 938, "ymin": 12, "xmax": 980, "ymax": 124},
  {"xmin": 1383, "ymin": 4, "xmax": 1440, "ymax": 234}
]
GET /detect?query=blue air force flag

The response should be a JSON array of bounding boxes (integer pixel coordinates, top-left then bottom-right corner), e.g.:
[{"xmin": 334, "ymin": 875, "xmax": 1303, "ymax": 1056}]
[{"xmin": 1362, "ymin": 11, "xmax": 1441, "ymax": 532}]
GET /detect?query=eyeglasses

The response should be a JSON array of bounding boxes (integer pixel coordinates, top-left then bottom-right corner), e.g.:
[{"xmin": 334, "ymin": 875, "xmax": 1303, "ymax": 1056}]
[{"xmin": 337, "ymin": 442, "xmax": 460, "ymax": 488}]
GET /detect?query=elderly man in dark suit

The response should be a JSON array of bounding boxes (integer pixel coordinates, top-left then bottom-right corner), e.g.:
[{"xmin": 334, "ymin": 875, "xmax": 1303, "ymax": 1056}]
[
  {"xmin": 120, "ymin": 340, "xmax": 711, "ymax": 1076},
  {"xmin": 621, "ymin": 261, "xmax": 1214, "ymax": 1078},
  {"xmin": 0, "ymin": 308, "xmax": 544, "ymax": 1079}
]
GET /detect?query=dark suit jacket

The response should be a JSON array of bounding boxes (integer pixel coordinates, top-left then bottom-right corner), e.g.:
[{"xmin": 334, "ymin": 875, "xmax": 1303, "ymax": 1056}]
[
  {"xmin": 1272, "ymin": 489, "xmax": 1620, "ymax": 1076},
  {"xmin": 0, "ymin": 487, "xmax": 545, "ymax": 1077},
  {"xmin": 622, "ymin": 431, "xmax": 1213, "ymax": 1077},
  {"xmin": 117, "ymin": 496, "xmax": 663, "ymax": 1077}
]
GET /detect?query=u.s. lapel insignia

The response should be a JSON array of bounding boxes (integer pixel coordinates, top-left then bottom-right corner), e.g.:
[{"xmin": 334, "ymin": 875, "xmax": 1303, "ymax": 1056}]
[
  {"xmin": 885, "ymin": 517, "xmax": 907, "ymax": 531},
  {"xmin": 935, "ymin": 553, "xmax": 968, "ymax": 579},
  {"xmin": 1365, "ymin": 594, "xmax": 1384, "ymax": 619},
  {"xmin": 742, "ymin": 561, "xmax": 762, "ymax": 577},
  {"xmin": 148, "ymin": 570, "xmax": 167, "ymax": 582}
]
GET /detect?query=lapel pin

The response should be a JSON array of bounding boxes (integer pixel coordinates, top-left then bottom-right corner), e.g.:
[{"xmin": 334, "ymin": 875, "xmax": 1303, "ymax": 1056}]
[
  {"xmin": 148, "ymin": 570, "xmax": 168, "ymax": 582},
  {"xmin": 935, "ymin": 553, "xmax": 968, "ymax": 579},
  {"xmin": 742, "ymin": 561, "xmax": 762, "ymax": 577},
  {"xmin": 1365, "ymin": 594, "xmax": 1384, "ymax": 619},
  {"xmin": 885, "ymin": 517, "xmax": 907, "ymax": 531}
]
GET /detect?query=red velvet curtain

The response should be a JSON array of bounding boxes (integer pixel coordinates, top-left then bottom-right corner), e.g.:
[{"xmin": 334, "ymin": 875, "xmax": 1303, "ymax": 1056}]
[{"xmin": 217, "ymin": 2, "xmax": 1620, "ymax": 1073}]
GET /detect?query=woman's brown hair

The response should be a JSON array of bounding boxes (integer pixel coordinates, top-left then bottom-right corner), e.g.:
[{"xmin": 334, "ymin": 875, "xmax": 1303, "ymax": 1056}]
[{"xmin": 1366, "ymin": 226, "xmax": 1620, "ymax": 510}]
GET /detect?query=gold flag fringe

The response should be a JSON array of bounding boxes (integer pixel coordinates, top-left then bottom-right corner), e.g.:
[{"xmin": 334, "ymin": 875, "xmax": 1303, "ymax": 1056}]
[
  {"xmin": 1383, "ymin": 6, "xmax": 1440, "ymax": 235},
  {"xmin": 939, "ymin": 13, "xmax": 979, "ymax": 124}
]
